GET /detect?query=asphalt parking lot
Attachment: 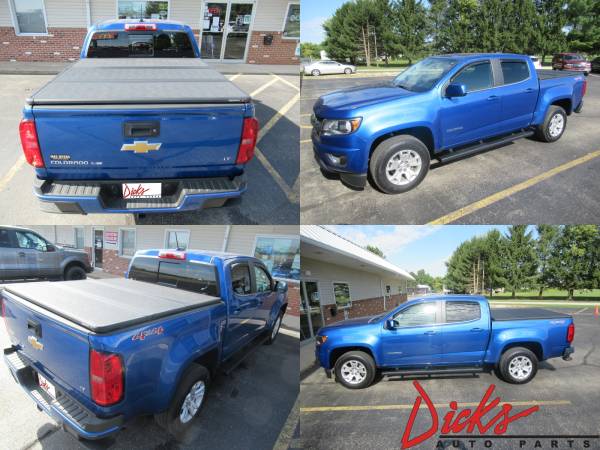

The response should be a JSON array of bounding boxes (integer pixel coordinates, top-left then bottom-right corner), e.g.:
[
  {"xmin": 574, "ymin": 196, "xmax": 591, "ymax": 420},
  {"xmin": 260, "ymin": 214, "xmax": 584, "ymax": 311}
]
[
  {"xmin": 0, "ymin": 317, "xmax": 299, "ymax": 450},
  {"xmin": 299, "ymin": 307, "xmax": 600, "ymax": 450},
  {"xmin": 0, "ymin": 71, "xmax": 299, "ymax": 225},
  {"xmin": 300, "ymin": 73, "xmax": 600, "ymax": 224}
]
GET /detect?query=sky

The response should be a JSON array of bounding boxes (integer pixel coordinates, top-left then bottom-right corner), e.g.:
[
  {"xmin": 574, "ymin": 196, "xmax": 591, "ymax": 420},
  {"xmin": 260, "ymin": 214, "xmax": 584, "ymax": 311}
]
[
  {"xmin": 300, "ymin": 0, "xmax": 349, "ymax": 43},
  {"xmin": 327, "ymin": 225, "xmax": 512, "ymax": 277}
]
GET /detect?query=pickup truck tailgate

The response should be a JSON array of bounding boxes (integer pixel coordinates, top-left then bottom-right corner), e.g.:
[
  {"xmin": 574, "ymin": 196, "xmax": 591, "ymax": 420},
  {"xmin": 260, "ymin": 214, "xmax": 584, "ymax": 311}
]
[
  {"xmin": 27, "ymin": 59, "xmax": 252, "ymax": 180},
  {"xmin": 2, "ymin": 288, "xmax": 91, "ymax": 401}
]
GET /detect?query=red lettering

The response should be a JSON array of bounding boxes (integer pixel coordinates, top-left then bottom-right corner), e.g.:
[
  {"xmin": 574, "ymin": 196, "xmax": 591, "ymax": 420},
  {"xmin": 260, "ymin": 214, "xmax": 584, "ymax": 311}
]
[{"xmin": 123, "ymin": 184, "xmax": 151, "ymax": 199}]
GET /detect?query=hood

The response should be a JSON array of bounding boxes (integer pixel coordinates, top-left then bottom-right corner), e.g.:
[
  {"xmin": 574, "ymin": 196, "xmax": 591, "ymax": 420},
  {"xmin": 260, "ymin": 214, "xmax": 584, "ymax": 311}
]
[
  {"xmin": 314, "ymin": 82, "xmax": 418, "ymax": 116},
  {"xmin": 319, "ymin": 315, "xmax": 379, "ymax": 334},
  {"xmin": 60, "ymin": 246, "xmax": 88, "ymax": 258}
]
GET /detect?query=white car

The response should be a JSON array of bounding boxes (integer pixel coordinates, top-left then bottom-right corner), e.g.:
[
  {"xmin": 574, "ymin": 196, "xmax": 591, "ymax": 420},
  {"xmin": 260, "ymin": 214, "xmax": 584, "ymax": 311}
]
[
  {"xmin": 304, "ymin": 60, "xmax": 356, "ymax": 76},
  {"xmin": 529, "ymin": 56, "xmax": 543, "ymax": 69}
]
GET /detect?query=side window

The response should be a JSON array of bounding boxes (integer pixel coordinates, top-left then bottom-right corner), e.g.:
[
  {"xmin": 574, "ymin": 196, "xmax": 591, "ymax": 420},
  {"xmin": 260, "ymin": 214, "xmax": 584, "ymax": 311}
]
[
  {"xmin": 393, "ymin": 302, "xmax": 438, "ymax": 327},
  {"xmin": 231, "ymin": 264, "xmax": 252, "ymax": 295},
  {"xmin": 254, "ymin": 265, "xmax": 272, "ymax": 293},
  {"xmin": 0, "ymin": 229, "xmax": 15, "ymax": 248},
  {"xmin": 15, "ymin": 231, "xmax": 48, "ymax": 251},
  {"xmin": 501, "ymin": 60, "xmax": 529, "ymax": 85},
  {"xmin": 452, "ymin": 62, "xmax": 493, "ymax": 92},
  {"xmin": 445, "ymin": 301, "xmax": 481, "ymax": 323}
]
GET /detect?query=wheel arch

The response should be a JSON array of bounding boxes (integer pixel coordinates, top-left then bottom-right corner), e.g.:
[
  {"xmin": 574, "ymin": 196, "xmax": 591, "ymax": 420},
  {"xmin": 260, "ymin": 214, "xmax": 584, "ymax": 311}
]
[
  {"xmin": 551, "ymin": 98, "xmax": 572, "ymax": 115},
  {"xmin": 368, "ymin": 125, "xmax": 436, "ymax": 161},
  {"xmin": 62, "ymin": 260, "xmax": 87, "ymax": 277},
  {"xmin": 500, "ymin": 341, "xmax": 544, "ymax": 363},
  {"xmin": 329, "ymin": 345, "xmax": 377, "ymax": 369}
]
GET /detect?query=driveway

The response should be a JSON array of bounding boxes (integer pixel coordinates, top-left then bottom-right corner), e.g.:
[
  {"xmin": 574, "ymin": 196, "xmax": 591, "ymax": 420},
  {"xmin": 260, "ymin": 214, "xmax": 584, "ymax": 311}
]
[
  {"xmin": 0, "ymin": 71, "xmax": 299, "ymax": 225},
  {"xmin": 299, "ymin": 307, "xmax": 600, "ymax": 449},
  {"xmin": 300, "ymin": 74, "xmax": 600, "ymax": 224}
]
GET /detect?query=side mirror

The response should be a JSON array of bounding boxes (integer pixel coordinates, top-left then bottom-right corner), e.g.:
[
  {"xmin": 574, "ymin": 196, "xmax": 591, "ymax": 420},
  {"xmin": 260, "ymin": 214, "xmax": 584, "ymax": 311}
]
[
  {"xmin": 46, "ymin": 244, "xmax": 56, "ymax": 252},
  {"xmin": 446, "ymin": 83, "xmax": 467, "ymax": 98},
  {"xmin": 386, "ymin": 319, "xmax": 400, "ymax": 329},
  {"xmin": 274, "ymin": 280, "xmax": 288, "ymax": 293}
]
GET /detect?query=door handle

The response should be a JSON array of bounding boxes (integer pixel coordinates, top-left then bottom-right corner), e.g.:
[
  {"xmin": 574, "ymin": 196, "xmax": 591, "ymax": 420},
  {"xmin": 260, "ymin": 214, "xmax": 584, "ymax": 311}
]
[
  {"xmin": 123, "ymin": 121, "xmax": 160, "ymax": 138},
  {"xmin": 18, "ymin": 252, "xmax": 26, "ymax": 257},
  {"xmin": 424, "ymin": 330, "xmax": 437, "ymax": 335},
  {"xmin": 470, "ymin": 327, "xmax": 484, "ymax": 332},
  {"xmin": 524, "ymin": 88, "xmax": 535, "ymax": 93},
  {"xmin": 487, "ymin": 95, "xmax": 499, "ymax": 101}
]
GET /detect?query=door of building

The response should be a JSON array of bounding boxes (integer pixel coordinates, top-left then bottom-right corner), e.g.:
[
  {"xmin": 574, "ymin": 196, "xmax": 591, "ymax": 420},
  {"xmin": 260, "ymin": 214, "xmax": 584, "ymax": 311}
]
[
  {"xmin": 200, "ymin": 1, "xmax": 254, "ymax": 61},
  {"xmin": 93, "ymin": 229, "xmax": 103, "ymax": 269},
  {"xmin": 300, "ymin": 281, "xmax": 324, "ymax": 341}
]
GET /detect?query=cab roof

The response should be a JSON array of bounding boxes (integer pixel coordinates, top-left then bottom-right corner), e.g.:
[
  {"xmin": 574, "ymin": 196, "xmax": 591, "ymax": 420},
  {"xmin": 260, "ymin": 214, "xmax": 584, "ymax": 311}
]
[
  {"xmin": 407, "ymin": 294, "xmax": 488, "ymax": 303},
  {"xmin": 434, "ymin": 53, "xmax": 528, "ymax": 61},
  {"xmin": 134, "ymin": 249, "xmax": 257, "ymax": 264},
  {"xmin": 92, "ymin": 19, "xmax": 191, "ymax": 32}
]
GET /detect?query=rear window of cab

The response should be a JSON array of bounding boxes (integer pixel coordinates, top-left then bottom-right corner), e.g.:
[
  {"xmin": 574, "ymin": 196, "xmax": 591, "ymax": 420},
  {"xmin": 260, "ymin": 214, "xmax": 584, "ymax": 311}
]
[{"xmin": 87, "ymin": 30, "xmax": 195, "ymax": 58}]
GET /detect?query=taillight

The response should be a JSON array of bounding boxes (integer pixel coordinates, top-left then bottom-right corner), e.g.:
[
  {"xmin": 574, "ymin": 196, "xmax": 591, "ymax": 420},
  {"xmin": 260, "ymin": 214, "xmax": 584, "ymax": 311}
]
[
  {"xmin": 90, "ymin": 349, "xmax": 124, "ymax": 406},
  {"xmin": 236, "ymin": 117, "xmax": 259, "ymax": 164},
  {"xmin": 158, "ymin": 250, "xmax": 186, "ymax": 260},
  {"xmin": 124, "ymin": 23, "xmax": 156, "ymax": 31},
  {"xmin": 582, "ymin": 79, "xmax": 587, "ymax": 97},
  {"xmin": 567, "ymin": 323, "xmax": 575, "ymax": 343},
  {"xmin": 19, "ymin": 119, "xmax": 44, "ymax": 168}
]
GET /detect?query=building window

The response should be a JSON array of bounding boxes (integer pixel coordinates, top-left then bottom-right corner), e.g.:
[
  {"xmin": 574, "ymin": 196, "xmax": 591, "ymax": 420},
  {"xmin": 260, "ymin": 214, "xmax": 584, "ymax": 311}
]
[
  {"xmin": 118, "ymin": 0, "xmax": 168, "ymax": 20},
  {"xmin": 254, "ymin": 235, "xmax": 300, "ymax": 280},
  {"xmin": 11, "ymin": 0, "xmax": 48, "ymax": 35},
  {"xmin": 165, "ymin": 229, "xmax": 190, "ymax": 250},
  {"xmin": 333, "ymin": 282, "xmax": 351, "ymax": 308},
  {"xmin": 74, "ymin": 227, "xmax": 84, "ymax": 249},
  {"xmin": 119, "ymin": 229, "xmax": 136, "ymax": 257},
  {"xmin": 282, "ymin": 3, "xmax": 300, "ymax": 39}
]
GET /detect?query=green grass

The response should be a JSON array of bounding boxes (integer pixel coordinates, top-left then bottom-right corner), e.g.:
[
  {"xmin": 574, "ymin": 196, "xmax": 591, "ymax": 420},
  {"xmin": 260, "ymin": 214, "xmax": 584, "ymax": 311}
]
[
  {"xmin": 356, "ymin": 59, "xmax": 410, "ymax": 70},
  {"xmin": 491, "ymin": 289, "xmax": 600, "ymax": 301}
]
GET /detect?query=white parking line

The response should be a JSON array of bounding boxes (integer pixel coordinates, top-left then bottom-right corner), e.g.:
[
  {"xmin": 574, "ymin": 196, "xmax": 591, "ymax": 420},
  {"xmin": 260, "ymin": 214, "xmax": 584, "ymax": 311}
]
[
  {"xmin": 254, "ymin": 146, "xmax": 298, "ymax": 204},
  {"xmin": 271, "ymin": 73, "xmax": 300, "ymax": 91},
  {"xmin": 0, "ymin": 155, "xmax": 25, "ymax": 193},
  {"xmin": 280, "ymin": 327, "xmax": 300, "ymax": 339},
  {"xmin": 574, "ymin": 307, "xmax": 589, "ymax": 314},
  {"xmin": 228, "ymin": 73, "xmax": 242, "ymax": 81}
]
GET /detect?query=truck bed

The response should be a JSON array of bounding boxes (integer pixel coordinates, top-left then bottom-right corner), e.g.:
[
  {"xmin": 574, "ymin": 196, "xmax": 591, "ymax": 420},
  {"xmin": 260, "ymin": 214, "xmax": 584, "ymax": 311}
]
[
  {"xmin": 27, "ymin": 58, "xmax": 251, "ymax": 106},
  {"xmin": 491, "ymin": 307, "xmax": 571, "ymax": 321},
  {"xmin": 3, "ymin": 278, "xmax": 222, "ymax": 333},
  {"xmin": 536, "ymin": 69, "xmax": 581, "ymax": 80}
]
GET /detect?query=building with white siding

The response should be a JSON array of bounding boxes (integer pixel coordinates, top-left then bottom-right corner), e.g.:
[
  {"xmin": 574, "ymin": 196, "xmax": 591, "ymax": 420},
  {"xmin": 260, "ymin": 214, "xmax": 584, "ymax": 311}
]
[
  {"xmin": 0, "ymin": 0, "xmax": 299, "ymax": 63},
  {"xmin": 26, "ymin": 225, "xmax": 301, "ymax": 321}
]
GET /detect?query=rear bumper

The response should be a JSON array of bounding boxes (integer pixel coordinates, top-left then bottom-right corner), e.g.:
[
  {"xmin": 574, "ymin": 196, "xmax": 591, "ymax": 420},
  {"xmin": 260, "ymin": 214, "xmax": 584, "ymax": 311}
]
[
  {"xmin": 562, "ymin": 346, "xmax": 575, "ymax": 361},
  {"xmin": 33, "ymin": 174, "xmax": 246, "ymax": 214},
  {"xmin": 3, "ymin": 346, "xmax": 123, "ymax": 440}
]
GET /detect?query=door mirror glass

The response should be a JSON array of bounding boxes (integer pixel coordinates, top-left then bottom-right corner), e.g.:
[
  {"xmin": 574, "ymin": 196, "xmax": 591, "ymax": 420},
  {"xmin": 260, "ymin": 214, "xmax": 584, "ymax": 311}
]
[
  {"xmin": 386, "ymin": 319, "xmax": 400, "ymax": 329},
  {"xmin": 46, "ymin": 244, "xmax": 56, "ymax": 252},
  {"xmin": 446, "ymin": 83, "xmax": 467, "ymax": 97},
  {"xmin": 274, "ymin": 280, "xmax": 288, "ymax": 293}
]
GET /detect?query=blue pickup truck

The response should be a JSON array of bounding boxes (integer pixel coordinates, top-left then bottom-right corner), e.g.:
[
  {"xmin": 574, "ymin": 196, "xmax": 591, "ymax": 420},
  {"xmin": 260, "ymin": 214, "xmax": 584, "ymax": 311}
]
[
  {"xmin": 315, "ymin": 295, "xmax": 574, "ymax": 389},
  {"xmin": 311, "ymin": 54, "xmax": 587, "ymax": 193},
  {"xmin": 19, "ymin": 20, "xmax": 258, "ymax": 214},
  {"xmin": 2, "ymin": 249, "xmax": 287, "ymax": 440}
]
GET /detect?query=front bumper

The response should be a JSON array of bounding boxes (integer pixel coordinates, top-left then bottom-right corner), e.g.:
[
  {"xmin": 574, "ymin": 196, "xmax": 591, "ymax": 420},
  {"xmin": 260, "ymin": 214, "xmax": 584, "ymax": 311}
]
[
  {"xmin": 562, "ymin": 346, "xmax": 574, "ymax": 361},
  {"xmin": 311, "ymin": 131, "xmax": 367, "ymax": 189},
  {"xmin": 33, "ymin": 174, "xmax": 246, "ymax": 214},
  {"xmin": 3, "ymin": 346, "xmax": 123, "ymax": 440}
]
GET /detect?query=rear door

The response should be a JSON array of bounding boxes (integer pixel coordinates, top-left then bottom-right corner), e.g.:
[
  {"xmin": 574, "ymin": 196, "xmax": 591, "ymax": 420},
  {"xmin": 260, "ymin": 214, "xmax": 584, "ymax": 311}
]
[
  {"xmin": 32, "ymin": 104, "xmax": 246, "ymax": 180},
  {"xmin": 379, "ymin": 301, "xmax": 444, "ymax": 367},
  {"xmin": 495, "ymin": 59, "xmax": 538, "ymax": 130},
  {"xmin": 439, "ymin": 60, "xmax": 502, "ymax": 148},
  {"xmin": 2, "ymin": 291, "xmax": 91, "ymax": 401},
  {"xmin": 0, "ymin": 229, "xmax": 20, "ymax": 279},
  {"xmin": 441, "ymin": 300, "xmax": 490, "ymax": 365},
  {"xmin": 12, "ymin": 230, "xmax": 43, "ymax": 279}
]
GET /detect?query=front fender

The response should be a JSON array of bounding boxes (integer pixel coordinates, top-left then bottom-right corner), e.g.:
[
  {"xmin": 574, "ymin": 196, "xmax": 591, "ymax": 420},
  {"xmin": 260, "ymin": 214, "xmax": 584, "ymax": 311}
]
[{"xmin": 320, "ymin": 333, "xmax": 381, "ymax": 369}]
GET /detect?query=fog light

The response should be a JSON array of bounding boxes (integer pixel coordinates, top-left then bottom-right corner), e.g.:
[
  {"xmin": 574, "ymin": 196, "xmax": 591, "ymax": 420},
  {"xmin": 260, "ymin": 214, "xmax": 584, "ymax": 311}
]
[{"xmin": 327, "ymin": 154, "xmax": 347, "ymax": 166}]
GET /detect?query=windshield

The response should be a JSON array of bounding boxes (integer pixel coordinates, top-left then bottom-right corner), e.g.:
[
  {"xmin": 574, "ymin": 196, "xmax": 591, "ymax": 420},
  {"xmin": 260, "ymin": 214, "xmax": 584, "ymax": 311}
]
[
  {"xmin": 392, "ymin": 57, "xmax": 458, "ymax": 92},
  {"xmin": 564, "ymin": 54, "xmax": 585, "ymax": 61},
  {"xmin": 87, "ymin": 30, "xmax": 195, "ymax": 58}
]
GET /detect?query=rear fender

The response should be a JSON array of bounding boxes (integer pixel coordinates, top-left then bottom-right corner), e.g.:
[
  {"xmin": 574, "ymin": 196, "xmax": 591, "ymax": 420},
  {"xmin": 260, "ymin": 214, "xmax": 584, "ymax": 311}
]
[
  {"xmin": 533, "ymin": 79, "xmax": 582, "ymax": 124},
  {"xmin": 485, "ymin": 328, "xmax": 546, "ymax": 364}
]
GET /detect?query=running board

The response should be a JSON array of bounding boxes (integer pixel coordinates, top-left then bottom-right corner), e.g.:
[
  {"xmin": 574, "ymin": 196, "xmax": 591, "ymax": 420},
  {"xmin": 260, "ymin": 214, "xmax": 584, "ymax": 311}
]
[
  {"xmin": 220, "ymin": 332, "xmax": 270, "ymax": 375},
  {"xmin": 381, "ymin": 366, "xmax": 484, "ymax": 378},
  {"xmin": 438, "ymin": 130, "xmax": 535, "ymax": 164}
]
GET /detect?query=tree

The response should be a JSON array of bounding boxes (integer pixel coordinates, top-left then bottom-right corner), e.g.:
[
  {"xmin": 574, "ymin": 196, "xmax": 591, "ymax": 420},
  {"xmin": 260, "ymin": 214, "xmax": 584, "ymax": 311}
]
[
  {"xmin": 366, "ymin": 244, "xmax": 386, "ymax": 259},
  {"xmin": 410, "ymin": 269, "xmax": 435, "ymax": 287},
  {"xmin": 438, "ymin": 0, "xmax": 479, "ymax": 53},
  {"xmin": 565, "ymin": 0, "xmax": 600, "ymax": 53},
  {"xmin": 535, "ymin": 225, "xmax": 559, "ymax": 298},
  {"xmin": 428, "ymin": 0, "xmax": 449, "ymax": 53},
  {"xmin": 300, "ymin": 42, "xmax": 323, "ymax": 60},
  {"xmin": 534, "ymin": 0, "xmax": 569, "ymax": 62},
  {"xmin": 502, "ymin": 226, "xmax": 538, "ymax": 298},
  {"xmin": 546, "ymin": 225, "xmax": 600, "ymax": 299},
  {"xmin": 387, "ymin": 0, "xmax": 429, "ymax": 65}
]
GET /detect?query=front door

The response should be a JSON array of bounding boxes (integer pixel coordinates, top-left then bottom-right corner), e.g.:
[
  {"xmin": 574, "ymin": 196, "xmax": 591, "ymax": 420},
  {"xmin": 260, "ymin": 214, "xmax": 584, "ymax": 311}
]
[
  {"xmin": 252, "ymin": 263, "xmax": 277, "ymax": 330},
  {"xmin": 439, "ymin": 60, "xmax": 501, "ymax": 149},
  {"xmin": 300, "ymin": 281, "xmax": 323, "ymax": 341},
  {"xmin": 93, "ymin": 229, "xmax": 103, "ymax": 269},
  {"xmin": 0, "ymin": 229, "xmax": 19, "ymax": 279},
  {"xmin": 201, "ymin": 1, "xmax": 254, "ymax": 61},
  {"xmin": 379, "ymin": 301, "xmax": 443, "ymax": 367}
]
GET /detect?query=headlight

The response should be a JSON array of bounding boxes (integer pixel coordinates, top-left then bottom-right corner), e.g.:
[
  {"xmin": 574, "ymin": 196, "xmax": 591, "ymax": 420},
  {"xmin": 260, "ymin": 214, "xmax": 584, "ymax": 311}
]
[{"xmin": 321, "ymin": 118, "xmax": 362, "ymax": 136}]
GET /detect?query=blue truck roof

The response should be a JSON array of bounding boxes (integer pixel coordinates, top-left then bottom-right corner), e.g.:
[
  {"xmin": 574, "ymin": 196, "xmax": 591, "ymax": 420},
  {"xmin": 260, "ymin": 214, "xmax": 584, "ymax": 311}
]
[
  {"xmin": 407, "ymin": 294, "xmax": 487, "ymax": 303},
  {"xmin": 92, "ymin": 19, "xmax": 190, "ymax": 31},
  {"xmin": 135, "ymin": 249, "xmax": 255, "ymax": 264},
  {"xmin": 434, "ymin": 53, "xmax": 528, "ymax": 61}
]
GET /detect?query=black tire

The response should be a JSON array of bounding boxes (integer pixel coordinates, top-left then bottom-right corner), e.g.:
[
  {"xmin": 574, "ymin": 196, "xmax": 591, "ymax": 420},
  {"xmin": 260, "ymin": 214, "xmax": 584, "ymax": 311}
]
[
  {"xmin": 64, "ymin": 265, "xmax": 86, "ymax": 281},
  {"xmin": 311, "ymin": 69, "xmax": 320, "ymax": 76},
  {"xmin": 264, "ymin": 311, "xmax": 283, "ymax": 345},
  {"xmin": 334, "ymin": 351, "xmax": 376, "ymax": 389},
  {"xmin": 155, "ymin": 364, "xmax": 210, "ymax": 440},
  {"xmin": 535, "ymin": 105, "xmax": 567, "ymax": 142},
  {"xmin": 344, "ymin": 68, "xmax": 352, "ymax": 75},
  {"xmin": 498, "ymin": 347, "xmax": 538, "ymax": 384},
  {"xmin": 369, "ymin": 135, "xmax": 430, "ymax": 194}
]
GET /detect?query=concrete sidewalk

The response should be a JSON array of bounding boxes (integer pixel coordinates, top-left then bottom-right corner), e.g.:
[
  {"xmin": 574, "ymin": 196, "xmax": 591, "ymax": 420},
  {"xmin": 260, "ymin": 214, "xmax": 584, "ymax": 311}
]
[{"xmin": 0, "ymin": 60, "xmax": 299, "ymax": 75}]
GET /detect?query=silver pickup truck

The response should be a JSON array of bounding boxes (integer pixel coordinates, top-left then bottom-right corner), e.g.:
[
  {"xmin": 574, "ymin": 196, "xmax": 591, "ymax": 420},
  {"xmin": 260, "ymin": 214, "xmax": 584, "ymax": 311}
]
[{"xmin": 0, "ymin": 226, "xmax": 91, "ymax": 281}]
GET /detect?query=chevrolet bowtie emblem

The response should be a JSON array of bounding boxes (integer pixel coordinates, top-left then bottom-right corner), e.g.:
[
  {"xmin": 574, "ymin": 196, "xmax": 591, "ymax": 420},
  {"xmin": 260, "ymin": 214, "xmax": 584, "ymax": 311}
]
[
  {"xmin": 28, "ymin": 335, "xmax": 44, "ymax": 351},
  {"xmin": 121, "ymin": 141, "xmax": 162, "ymax": 154}
]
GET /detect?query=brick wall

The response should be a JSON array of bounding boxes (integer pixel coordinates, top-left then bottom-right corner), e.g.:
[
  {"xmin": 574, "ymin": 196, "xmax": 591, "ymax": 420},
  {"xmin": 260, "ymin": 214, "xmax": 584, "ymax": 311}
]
[
  {"xmin": 286, "ymin": 281, "xmax": 300, "ymax": 316},
  {"xmin": 322, "ymin": 294, "xmax": 408, "ymax": 325},
  {"xmin": 0, "ymin": 27, "xmax": 86, "ymax": 61},
  {"xmin": 246, "ymin": 31, "xmax": 298, "ymax": 65},
  {"xmin": 86, "ymin": 247, "xmax": 129, "ymax": 277}
]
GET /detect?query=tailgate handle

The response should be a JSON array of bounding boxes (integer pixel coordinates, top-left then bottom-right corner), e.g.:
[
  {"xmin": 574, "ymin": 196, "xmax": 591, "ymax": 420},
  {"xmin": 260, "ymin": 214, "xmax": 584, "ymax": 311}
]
[
  {"xmin": 123, "ymin": 121, "xmax": 160, "ymax": 138},
  {"xmin": 27, "ymin": 319, "xmax": 42, "ymax": 338}
]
